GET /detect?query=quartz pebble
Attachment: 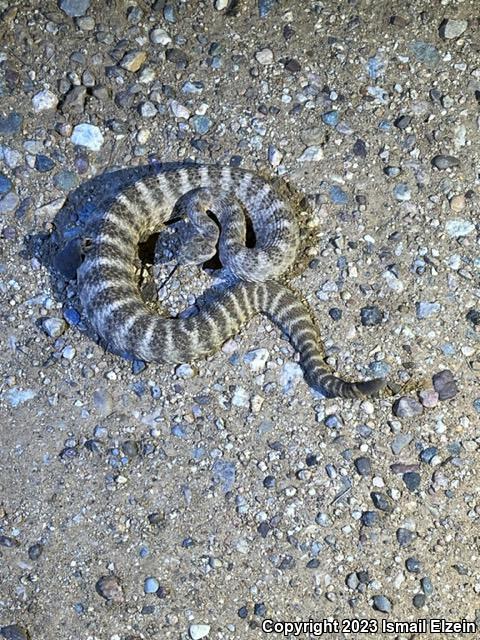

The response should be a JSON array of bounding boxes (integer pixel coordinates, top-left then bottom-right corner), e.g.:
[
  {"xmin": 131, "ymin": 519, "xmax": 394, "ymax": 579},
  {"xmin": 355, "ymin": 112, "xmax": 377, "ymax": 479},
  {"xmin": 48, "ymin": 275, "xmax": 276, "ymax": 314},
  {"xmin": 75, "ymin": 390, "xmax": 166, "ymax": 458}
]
[
  {"xmin": 445, "ymin": 219, "xmax": 475, "ymax": 238},
  {"xmin": 298, "ymin": 146, "xmax": 323, "ymax": 162},
  {"xmin": 42, "ymin": 317, "xmax": 67, "ymax": 338},
  {"xmin": 32, "ymin": 89, "xmax": 58, "ymax": 112},
  {"xmin": 150, "ymin": 27, "xmax": 171, "ymax": 45},
  {"xmin": 255, "ymin": 48, "xmax": 274, "ymax": 65},
  {"xmin": 439, "ymin": 19, "xmax": 468, "ymax": 39},
  {"xmin": 189, "ymin": 624, "xmax": 210, "ymax": 640},
  {"xmin": 71, "ymin": 124, "xmax": 104, "ymax": 151}
]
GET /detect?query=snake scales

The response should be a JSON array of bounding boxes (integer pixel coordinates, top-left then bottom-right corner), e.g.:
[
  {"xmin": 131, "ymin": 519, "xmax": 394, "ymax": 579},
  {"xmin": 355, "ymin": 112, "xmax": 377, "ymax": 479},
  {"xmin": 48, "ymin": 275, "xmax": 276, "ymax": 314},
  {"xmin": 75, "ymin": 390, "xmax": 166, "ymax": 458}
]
[{"xmin": 77, "ymin": 165, "xmax": 385, "ymax": 398}]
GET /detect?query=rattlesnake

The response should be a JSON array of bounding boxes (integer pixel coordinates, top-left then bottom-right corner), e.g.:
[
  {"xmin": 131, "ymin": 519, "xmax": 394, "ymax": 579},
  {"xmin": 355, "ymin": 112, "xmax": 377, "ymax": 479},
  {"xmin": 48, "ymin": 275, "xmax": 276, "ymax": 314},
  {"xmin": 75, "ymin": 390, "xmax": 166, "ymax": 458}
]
[{"xmin": 77, "ymin": 165, "xmax": 385, "ymax": 398}]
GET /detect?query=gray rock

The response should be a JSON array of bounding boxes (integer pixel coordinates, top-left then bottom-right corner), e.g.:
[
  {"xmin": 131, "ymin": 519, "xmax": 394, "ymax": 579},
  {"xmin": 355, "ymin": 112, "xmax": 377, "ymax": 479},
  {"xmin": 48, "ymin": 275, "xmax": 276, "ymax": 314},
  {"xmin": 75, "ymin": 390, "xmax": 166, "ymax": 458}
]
[
  {"xmin": 0, "ymin": 625, "xmax": 29, "ymax": 640},
  {"xmin": 3, "ymin": 388, "xmax": 36, "ymax": 407},
  {"xmin": 59, "ymin": 0, "xmax": 90, "ymax": 17},
  {"xmin": 139, "ymin": 101, "xmax": 157, "ymax": 118},
  {"xmin": 391, "ymin": 432, "xmax": 412, "ymax": 454},
  {"xmin": 298, "ymin": 146, "xmax": 323, "ymax": 162},
  {"xmin": 354, "ymin": 456, "xmax": 372, "ymax": 476},
  {"xmin": 396, "ymin": 527, "xmax": 416, "ymax": 546},
  {"xmin": 360, "ymin": 305, "xmax": 383, "ymax": 326},
  {"xmin": 432, "ymin": 369, "xmax": 458, "ymax": 400},
  {"xmin": 61, "ymin": 86, "xmax": 87, "ymax": 113},
  {"xmin": 431, "ymin": 154, "xmax": 459, "ymax": 169},
  {"xmin": 0, "ymin": 192, "xmax": 19, "ymax": 214},
  {"xmin": 258, "ymin": 0, "xmax": 277, "ymax": 17},
  {"xmin": 212, "ymin": 459, "xmax": 236, "ymax": 493},
  {"xmin": 0, "ymin": 173, "xmax": 12, "ymax": 194},
  {"xmin": 408, "ymin": 41, "xmax": 440, "ymax": 66},
  {"xmin": 393, "ymin": 182, "xmax": 411, "ymax": 201},
  {"xmin": 373, "ymin": 595, "xmax": 392, "ymax": 613},
  {"xmin": 370, "ymin": 491, "xmax": 392, "ymax": 512},
  {"xmin": 403, "ymin": 471, "xmax": 421, "ymax": 491},
  {"xmin": 439, "ymin": 19, "xmax": 468, "ymax": 39},
  {"xmin": 144, "ymin": 576, "xmax": 160, "ymax": 593},
  {"xmin": 0, "ymin": 112, "xmax": 22, "ymax": 137},
  {"xmin": 190, "ymin": 115, "xmax": 212, "ymax": 135},
  {"xmin": 416, "ymin": 301, "xmax": 440, "ymax": 319},
  {"xmin": 393, "ymin": 396, "xmax": 423, "ymax": 418}
]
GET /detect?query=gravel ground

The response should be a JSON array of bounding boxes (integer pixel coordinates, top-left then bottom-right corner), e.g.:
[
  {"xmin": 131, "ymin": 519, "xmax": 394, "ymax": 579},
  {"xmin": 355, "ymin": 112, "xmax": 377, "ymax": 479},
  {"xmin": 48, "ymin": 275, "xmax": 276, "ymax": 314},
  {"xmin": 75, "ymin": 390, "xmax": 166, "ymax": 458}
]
[{"xmin": 1, "ymin": 1, "xmax": 480, "ymax": 639}]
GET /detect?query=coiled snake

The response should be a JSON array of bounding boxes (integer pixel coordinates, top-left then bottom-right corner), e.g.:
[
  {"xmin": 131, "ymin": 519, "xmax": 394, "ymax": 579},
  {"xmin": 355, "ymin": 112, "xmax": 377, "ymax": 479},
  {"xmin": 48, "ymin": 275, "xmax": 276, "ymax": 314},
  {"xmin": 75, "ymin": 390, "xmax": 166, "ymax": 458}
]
[{"xmin": 77, "ymin": 165, "xmax": 385, "ymax": 398}]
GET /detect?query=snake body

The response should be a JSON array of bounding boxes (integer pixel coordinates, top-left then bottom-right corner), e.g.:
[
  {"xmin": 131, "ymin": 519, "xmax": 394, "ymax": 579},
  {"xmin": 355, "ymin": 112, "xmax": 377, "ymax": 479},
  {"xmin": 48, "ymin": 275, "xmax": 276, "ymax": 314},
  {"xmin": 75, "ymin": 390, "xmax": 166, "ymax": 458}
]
[{"xmin": 77, "ymin": 165, "xmax": 385, "ymax": 398}]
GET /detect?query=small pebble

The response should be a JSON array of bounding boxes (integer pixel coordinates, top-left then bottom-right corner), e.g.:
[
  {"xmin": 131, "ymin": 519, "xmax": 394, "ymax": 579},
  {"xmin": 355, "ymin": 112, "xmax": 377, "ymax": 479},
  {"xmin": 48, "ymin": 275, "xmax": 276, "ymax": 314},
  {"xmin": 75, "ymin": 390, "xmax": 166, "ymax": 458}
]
[
  {"xmin": 255, "ymin": 48, "xmax": 274, "ymax": 65},
  {"xmin": 119, "ymin": 50, "xmax": 147, "ymax": 72},
  {"xmin": 189, "ymin": 624, "xmax": 210, "ymax": 639},
  {"xmin": 360, "ymin": 306, "xmax": 383, "ymax": 326},
  {"xmin": 449, "ymin": 195, "xmax": 465, "ymax": 212},
  {"xmin": 419, "ymin": 447, "xmax": 438, "ymax": 464},
  {"xmin": 432, "ymin": 369, "xmax": 458, "ymax": 400},
  {"xmin": 406, "ymin": 557, "xmax": 421, "ymax": 573},
  {"xmin": 354, "ymin": 456, "xmax": 371, "ymax": 476},
  {"xmin": 421, "ymin": 576, "xmax": 434, "ymax": 595},
  {"xmin": 95, "ymin": 575, "xmax": 124, "ymax": 602},
  {"xmin": 431, "ymin": 155, "xmax": 459, "ymax": 169},
  {"xmin": 396, "ymin": 527, "xmax": 415, "ymax": 547},
  {"xmin": 0, "ymin": 626, "xmax": 30, "ymax": 640},
  {"xmin": 150, "ymin": 27, "xmax": 171, "ymax": 45},
  {"xmin": 144, "ymin": 577, "xmax": 160, "ymax": 593},
  {"xmin": 413, "ymin": 593, "xmax": 426, "ymax": 608},
  {"xmin": 445, "ymin": 218, "xmax": 475, "ymax": 238},
  {"xmin": 370, "ymin": 492, "xmax": 391, "ymax": 512},
  {"xmin": 59, "ymin": 0, "xmax": 90, "ymax": 17},
  {"xmin": 393, "ymin": 183, "xmax": 411, "ymax": 201},
  {"xmin": 418, "ymin": 389, "xmax": 439, "ymax": 408},
  {"xmin": 35, "ymin": 155, "xmax": 55, "ymax": 172},
  {"xmin": 32, "ymin": 89, "xmax": 58, "ymax": 112},
  {"xmin": 372, "ymin": 595, "xmax": 391, "ymax": 613},
  {"xmin": 403, "ymin": 471, "xmax": 421, "ymax": 492},
  {"xmin": 439, "ymin": 19, "xmax": 468, "ymax": 39},
  {"xmin": 71, "ymin": 124, "xmax": 104, "ymax": 151},
  {"xmin": 42, "ymin": 317, "xmax": 67, "ymax": 338},
  {"xmin": 298, "ymin": 146, "xmax": 323, "ymax": 162},
  {"xmin": 393, "ymin": 396, "xmax": 423, "ymax": 418},
  {"xmin": 416, "ymin": 301, "xmax": 440, "ymax": 319}
]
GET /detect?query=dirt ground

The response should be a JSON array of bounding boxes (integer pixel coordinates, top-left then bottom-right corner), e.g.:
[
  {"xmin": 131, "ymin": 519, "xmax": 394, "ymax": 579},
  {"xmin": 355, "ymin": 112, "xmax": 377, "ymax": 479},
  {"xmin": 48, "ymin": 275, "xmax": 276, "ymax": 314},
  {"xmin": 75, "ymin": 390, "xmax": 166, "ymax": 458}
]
[{"xmin": 1, "ymin": 1, "xmax": 479, "ymax": 639}]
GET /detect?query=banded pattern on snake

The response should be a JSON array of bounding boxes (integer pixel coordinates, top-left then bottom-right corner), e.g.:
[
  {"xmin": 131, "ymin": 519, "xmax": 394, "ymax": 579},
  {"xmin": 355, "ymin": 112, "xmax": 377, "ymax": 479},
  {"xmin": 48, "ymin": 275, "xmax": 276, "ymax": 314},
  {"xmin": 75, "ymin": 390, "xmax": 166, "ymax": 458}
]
[{"xmin": 77, "ymin": 165, "xmax": 385, "ymax": 398}]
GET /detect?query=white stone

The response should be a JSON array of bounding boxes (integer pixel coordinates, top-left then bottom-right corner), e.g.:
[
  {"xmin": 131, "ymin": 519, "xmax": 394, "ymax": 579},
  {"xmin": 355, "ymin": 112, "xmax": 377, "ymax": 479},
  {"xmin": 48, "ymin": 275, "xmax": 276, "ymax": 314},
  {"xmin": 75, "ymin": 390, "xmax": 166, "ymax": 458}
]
[
  {"xmin": 150, "ymin": 27, "xmax": 171, "ymax": 45},
  {"xmin": 298, "ymin": 146, "xmax": 323, "ymax": 162},
  {"xmin": 441, "ymin": 19, "xmax": 468, "ymax": 39},
  {"xmin": 32, "ymin": 89, "xmax": 58, "ymax": 112},
  {"xmin": 189, "ymin": 624, "xmax": 210, "ymax": 640},
  {"xmin": 231, "ymin": 386, "xmax": 250, "ymax": 407},
  {"xmin": 243, "ymin": 348, "xmax": 269, "ymax": 372},
  {"xmin": 42, "ymin": 317, "xmax": 66, "ymax": 338},
  {"xmin": 169, "ymin": 100, "xmax": 190, "ymax": 119},
  {"xmin": 215, "ymin": 0, "xmax": 229, "ymax": 8},
  {"xmin": 71, "ymin": 123, "xmax": 104, "ymax": 151},
  {"xmin": 445, "ymin": 218, "xmax": 475, "ymax": 237},
  {"xmin": 255, "ymin": 48, "xmax": 274, "ymax": 65}
]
